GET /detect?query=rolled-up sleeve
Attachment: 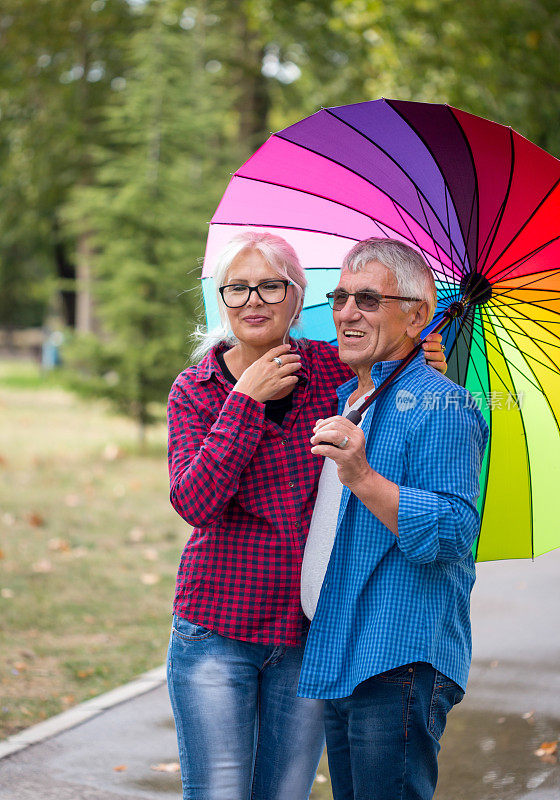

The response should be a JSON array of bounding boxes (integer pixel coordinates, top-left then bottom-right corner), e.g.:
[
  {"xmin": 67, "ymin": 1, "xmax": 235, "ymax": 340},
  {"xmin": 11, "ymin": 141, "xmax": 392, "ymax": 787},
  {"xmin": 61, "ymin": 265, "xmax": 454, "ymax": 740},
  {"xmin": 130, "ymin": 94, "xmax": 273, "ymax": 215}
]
[
  {"xmin": 397, "ymin": 399, "xmax": 488, "ymax": 564},
  {"xmin": 168, "ymin": 382, "xmax": 266, "ymax": 527}
]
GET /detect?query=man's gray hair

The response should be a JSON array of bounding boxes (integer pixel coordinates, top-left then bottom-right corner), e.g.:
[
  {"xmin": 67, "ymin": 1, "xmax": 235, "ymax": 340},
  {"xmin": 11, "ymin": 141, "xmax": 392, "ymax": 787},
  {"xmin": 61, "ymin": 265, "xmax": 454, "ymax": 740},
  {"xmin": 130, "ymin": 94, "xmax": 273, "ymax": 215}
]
[{"xmin": 342, "ymin": 238, "xmax": 437, "ymax": 323}]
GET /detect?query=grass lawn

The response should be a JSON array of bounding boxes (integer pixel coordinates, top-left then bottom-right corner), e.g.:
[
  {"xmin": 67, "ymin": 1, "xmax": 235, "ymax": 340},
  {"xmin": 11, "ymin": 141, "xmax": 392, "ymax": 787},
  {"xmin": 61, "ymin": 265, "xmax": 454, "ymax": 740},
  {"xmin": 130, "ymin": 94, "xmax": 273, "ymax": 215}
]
[
  {"xmin": 0, "ymin": 360, "xmax": 334, "ymax": 798},
  {"xmin": 0, "ymin": 360, "xmax": 180, "ymax": 739}
]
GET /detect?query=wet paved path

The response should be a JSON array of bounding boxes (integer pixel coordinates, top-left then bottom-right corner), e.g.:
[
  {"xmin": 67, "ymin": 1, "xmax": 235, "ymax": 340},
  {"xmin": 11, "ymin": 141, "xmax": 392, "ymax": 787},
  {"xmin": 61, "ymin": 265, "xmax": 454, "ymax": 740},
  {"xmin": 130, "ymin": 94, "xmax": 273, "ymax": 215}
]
[{"xmin": 1, "ymin": 549, "xmax": 559, "ymax": 799}]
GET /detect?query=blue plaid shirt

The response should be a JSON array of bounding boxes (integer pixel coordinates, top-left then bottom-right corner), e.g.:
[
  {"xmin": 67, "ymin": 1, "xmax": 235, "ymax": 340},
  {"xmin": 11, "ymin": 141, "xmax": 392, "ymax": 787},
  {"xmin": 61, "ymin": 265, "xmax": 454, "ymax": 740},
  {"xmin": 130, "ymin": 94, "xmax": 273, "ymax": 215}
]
[{"xmin": 298, "ymin": 351, "xmax": 489, "ymax": 699}]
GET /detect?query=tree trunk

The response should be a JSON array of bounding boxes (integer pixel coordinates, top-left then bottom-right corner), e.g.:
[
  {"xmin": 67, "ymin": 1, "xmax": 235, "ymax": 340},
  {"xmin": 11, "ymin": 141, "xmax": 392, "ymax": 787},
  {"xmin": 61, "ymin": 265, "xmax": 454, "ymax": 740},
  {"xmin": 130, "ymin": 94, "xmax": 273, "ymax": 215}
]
[{"xmin": 75, "ymin": 231, "xmax": 96, "ymax": 333}]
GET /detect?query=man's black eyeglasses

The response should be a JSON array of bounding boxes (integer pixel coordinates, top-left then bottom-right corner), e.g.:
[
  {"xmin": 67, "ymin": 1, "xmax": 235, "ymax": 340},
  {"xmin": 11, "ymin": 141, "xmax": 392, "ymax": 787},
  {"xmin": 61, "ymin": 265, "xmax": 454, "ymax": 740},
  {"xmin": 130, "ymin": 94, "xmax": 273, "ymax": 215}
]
[
  {"xmin": 326, "ymin": 289, "xmax": 421, "ymax": 312},
  {"xmin": 219, "ymin": 280, "xmax": 291, "ymax": 308}
]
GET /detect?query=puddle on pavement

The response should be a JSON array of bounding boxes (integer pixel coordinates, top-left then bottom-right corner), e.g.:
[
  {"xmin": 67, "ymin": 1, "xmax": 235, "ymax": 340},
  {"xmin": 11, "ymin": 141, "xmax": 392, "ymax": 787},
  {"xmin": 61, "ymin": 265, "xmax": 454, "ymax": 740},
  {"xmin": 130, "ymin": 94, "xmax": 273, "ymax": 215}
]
[
  {"xmin": 126, "ymin": 708, "xmax": 559, "ymax": 798},
  {"xmin": 130, "ymin": 774, "xmax": 182, "ymax": 794},
  {"xmin": 156, "ymin": 716, "xmax": 176, "ymax": 731},
  {"xmin": 435, "ymin": 707, "xmax": 559, "ymax": 799}
]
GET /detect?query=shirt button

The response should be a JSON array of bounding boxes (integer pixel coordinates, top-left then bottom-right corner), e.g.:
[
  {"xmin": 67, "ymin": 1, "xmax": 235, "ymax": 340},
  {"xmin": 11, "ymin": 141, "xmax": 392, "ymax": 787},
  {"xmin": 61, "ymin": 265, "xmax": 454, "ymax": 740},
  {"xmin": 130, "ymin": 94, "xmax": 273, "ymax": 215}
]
[
  {"xmin": 281, "ymin": 439, "xmax": 287, "ymax": 445},
  {"xmin": 289, "ymin": 481, "xmax": 295, "ymax": 488}
]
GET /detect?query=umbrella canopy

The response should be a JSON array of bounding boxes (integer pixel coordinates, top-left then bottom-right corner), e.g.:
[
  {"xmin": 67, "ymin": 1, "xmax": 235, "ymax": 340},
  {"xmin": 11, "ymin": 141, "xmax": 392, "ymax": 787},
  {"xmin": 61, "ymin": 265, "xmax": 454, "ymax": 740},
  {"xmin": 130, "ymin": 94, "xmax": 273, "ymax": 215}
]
[{"xmin": 201, "ymin": 98, "xmax": 560, "ymax": 562}]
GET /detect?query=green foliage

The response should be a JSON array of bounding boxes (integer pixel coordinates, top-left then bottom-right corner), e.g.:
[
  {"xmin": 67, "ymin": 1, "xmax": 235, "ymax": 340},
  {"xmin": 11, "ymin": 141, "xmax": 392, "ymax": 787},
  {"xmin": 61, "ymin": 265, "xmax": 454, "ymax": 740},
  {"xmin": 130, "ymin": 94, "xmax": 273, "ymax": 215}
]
[{"xmin": 1, "ymin": 0, "xmax": 559, "ymax": 429}]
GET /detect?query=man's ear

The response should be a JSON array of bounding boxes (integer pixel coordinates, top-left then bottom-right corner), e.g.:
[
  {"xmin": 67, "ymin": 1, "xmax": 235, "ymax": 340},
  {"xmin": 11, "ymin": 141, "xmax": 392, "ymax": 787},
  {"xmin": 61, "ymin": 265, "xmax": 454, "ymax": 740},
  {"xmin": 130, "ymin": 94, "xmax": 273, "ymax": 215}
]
[{"xmin": 406, "ymin": 301, "xmax": 430, "ymax": 340}]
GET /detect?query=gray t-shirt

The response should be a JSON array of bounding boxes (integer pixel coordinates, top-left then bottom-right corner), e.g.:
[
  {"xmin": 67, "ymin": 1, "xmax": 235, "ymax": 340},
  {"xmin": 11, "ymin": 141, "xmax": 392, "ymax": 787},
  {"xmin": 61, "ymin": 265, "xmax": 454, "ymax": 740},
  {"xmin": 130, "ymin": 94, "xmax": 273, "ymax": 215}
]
[{"xmin": 300, "ymin": 389, "xmax": 373, "ymax": 620}]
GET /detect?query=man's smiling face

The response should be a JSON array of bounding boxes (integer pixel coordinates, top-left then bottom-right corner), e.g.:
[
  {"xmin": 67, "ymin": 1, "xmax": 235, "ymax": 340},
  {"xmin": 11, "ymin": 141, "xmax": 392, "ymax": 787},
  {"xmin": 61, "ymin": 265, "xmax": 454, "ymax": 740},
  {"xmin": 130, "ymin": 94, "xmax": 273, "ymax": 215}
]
[{"xmin": 334, "ymin": 260, "xmax": 418, "ymax": 373}]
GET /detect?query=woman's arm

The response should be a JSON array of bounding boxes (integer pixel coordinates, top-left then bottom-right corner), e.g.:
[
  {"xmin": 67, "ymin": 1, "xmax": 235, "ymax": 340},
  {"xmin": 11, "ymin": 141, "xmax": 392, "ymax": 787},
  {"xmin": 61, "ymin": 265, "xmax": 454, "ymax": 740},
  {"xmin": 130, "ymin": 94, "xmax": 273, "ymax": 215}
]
[{"xmin": 168, "ymin": 383, "xmax": 266, "ymax": 527}]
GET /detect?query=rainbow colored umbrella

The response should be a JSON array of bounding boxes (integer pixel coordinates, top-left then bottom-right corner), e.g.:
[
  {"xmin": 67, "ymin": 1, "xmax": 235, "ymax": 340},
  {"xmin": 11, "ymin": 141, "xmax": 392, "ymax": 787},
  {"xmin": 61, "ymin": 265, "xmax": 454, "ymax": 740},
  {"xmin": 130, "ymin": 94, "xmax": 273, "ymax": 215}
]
[{"xmin": 201, "ymin": 99, "xmax": 560, "ymax": 562}]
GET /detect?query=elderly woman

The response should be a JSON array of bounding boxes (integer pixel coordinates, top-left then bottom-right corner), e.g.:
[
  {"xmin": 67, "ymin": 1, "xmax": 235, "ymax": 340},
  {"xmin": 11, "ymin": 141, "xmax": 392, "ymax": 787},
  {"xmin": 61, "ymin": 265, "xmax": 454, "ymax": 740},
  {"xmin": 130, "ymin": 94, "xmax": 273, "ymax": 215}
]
[{"xmin": 166, "ymin": 231, "xmax": 446, "ymax": 800}]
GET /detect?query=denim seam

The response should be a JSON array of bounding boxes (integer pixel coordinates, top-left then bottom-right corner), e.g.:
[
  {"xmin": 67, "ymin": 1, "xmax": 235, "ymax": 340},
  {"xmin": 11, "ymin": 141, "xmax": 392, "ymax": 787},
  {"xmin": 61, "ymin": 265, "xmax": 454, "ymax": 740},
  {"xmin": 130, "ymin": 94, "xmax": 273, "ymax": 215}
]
[
  {"xmin": 166, "ymin": 639, "xmax": 190, "ymax": 800},
  {"xmin": 249, "ymin": 686, "xmax": 262, "ymax": 800},
  {"xmin": 260, "ymin": 645, "xmax": 285, "ymax": 671},
  {"xmin": 399, "ymin": 664, "xmax": 416, "ymax": 800},
  {"xmin": 428, "ymin": 676, "xmax": 441, "ymax": 737}
]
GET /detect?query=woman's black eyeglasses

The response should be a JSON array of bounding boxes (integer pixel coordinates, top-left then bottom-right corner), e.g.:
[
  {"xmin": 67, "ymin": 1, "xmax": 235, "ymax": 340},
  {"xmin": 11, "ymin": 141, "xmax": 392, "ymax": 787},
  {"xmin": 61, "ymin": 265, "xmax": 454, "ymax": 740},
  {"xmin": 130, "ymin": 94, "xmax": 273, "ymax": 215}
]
[
  {"xmin": 326, "ymin": 289, "xmax": 421, "ymax": 311},
  {"xmin": 219, "ymin": 280, "xmax": 291, "ymax": 308}
]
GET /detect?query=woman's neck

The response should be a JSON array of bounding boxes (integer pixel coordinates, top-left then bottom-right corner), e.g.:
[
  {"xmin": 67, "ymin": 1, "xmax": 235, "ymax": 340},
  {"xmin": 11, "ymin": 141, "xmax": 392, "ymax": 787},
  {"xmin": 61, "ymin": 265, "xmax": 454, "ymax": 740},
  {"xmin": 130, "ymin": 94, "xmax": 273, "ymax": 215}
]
[{"xmin": 223, "ymin": 340, "xmax": 286, "ymax": 380}]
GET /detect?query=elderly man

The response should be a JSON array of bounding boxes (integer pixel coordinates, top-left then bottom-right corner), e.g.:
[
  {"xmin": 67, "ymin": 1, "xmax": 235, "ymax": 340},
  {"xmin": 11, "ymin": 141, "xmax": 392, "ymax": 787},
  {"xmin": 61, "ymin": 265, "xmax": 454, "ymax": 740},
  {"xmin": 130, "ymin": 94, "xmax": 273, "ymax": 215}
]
[{"xmin": 299, "ymin": 238, "xmax": 489, "ymax": 800}]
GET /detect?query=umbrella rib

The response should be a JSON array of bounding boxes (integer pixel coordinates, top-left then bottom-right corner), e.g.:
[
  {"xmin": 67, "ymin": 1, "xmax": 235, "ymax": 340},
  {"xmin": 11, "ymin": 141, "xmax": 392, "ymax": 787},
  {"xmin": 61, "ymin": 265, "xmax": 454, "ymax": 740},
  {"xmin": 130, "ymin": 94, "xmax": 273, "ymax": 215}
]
[
  {"xmin": 383, "ymin": 100, "xmax": 471, "ymax": 272},
  {"xmin": 481, "ymin": 166, "xmax": 560, "ymax": 280},
  {"xmin": 470, "ymin": 310, "xmax": 560, "ymax": 374},
  {"xmin": 310, "ymin": 109, "xmax": 465, "ymax": 267},
  {"xmin": 492, "ymin": 295, "xmax": 560, "ymax": 308},
  {"xmin": 477, "ymin": 312, "xmax": 537, "ymax": 561},
  {"xmin": 389, "ymin": 197, "xmax": 459, "ymax": 295},
  {"xmin": 487, "ymin": 298, "xmax": 560, "ymax": 348},
  {"xmin": 413, "ymin": 187, "xmax": 463, "ymax": 292},
  {"xmin": 465, "ymin": 238, "xmax": 560, "ymax": 307},
  {"xmin": 229, "ymin": 166, "xmax": 459, "ymax": 270},
  {"xmin": 467, "ymin": 311, "xmax": 544, "ymax": 392},
  {"xmin": 492, "ymin": 266, "xmax": 560, "ymax": 298},
  {"xmin": 481, "ymin": 234, "xmax": 560, "ymax": 288},
  {"xmin": 230, "ymin": 173, "xmax": 455, "ymax": 265},
  {"xmin": 456, "ymin": 308, "xmax": 488, "ymax": 393},
  {"xmin": 448, "ymin": 105, "xmax": 480, "ymax": 271},
  {"xmin": 484, "ymin": 306, "xmax": 560, "ymax": 373},
  {"xmin": 478, "ymin": 128, "xmax": 516, "ymax": 276},
  {"xmin": 472, "ymin": 305, "xmax": 492, "ymax": 563},
  {"xmin": 491, "ymin": 318, "xmax": 560, "ymax": 434},
  {"xmin": 489, "ymin": 293, "xmax": 560, "ymax": 319},
  {"xmin": 209, "ymin": 220, "xmax": 360, "ymax": 242}
]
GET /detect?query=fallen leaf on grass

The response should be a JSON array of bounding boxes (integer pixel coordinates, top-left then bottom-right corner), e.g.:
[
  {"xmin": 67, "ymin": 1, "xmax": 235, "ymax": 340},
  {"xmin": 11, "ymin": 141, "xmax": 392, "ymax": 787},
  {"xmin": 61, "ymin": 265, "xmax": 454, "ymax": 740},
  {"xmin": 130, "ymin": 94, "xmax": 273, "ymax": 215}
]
[
  {"xmin": 48, "ymin": 538, "xmax": 71, "ymax": 553},
  {"xmin": 0, "ymin": 549, "xmax": 4, "ymax": 559},
  {"xmin": 142, "ymin": 548, "xmax": 158, "ymax": 561},
  {"xmin": 13, "ymin": 662, "xmax": 27, "ymax": 672},
  {"xmin": 534, "ymin": 741, "xmax": 558, "ymax": 764},
  {"xmin": 151, "ymin": 762, "xmax": 180, "ymax": 773},
  {"xmin": 26, "ymin": 512, "xmax": 45, "ymax": 527},
  {"xmin": 1, "ymin": 588, "xmax": 14, "ymax": 599},
  {"xmin": 104, "ymin": 444, "xmax": 123, "ymax": 461},
  {"xmin": 113, "ymin": 765, "xmax": 127, "ymax": 772},
  {"xmin": 62, "ymin": 695, "xmax": 75, "ymax": 705},
  {"xmin": 32, "ymin": 559, "xmax": 53, "ymax": 573},
  {"xmin": 77, "ymin": 668, "xmax": 94, "ymax": 679},
  {"xmin": 140, "ymin": 573, "xmax": 160, "ymax": 585},
  {"xmin": 64, "ymin": 494, "xmax": 80, "ymax": 508},
  {"xmin": 128, "ymin": 527, "xmax": 145, "ymax": 543}
]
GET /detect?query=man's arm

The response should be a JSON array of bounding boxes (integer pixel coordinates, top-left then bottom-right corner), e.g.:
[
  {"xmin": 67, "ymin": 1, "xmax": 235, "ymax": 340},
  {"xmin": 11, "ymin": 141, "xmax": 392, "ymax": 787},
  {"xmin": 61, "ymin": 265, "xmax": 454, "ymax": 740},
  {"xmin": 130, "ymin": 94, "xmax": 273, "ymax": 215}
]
[{"xmin": 310, "ymin": 399, "xmax": 487, "ymax": 562}]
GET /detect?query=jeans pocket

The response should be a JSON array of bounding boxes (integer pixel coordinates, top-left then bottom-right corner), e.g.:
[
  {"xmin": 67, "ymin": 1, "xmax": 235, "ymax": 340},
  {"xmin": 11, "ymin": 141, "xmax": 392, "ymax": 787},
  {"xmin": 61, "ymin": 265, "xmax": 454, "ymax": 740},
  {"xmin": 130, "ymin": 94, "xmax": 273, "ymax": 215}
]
[
  {"xmin": 375, "ymin": 664, "xmax": 415, "ymax": 683},
  {"xmin": 428, "ymin": 671, "xmax": 464, "ymax": 740},
  {"xmin": 172, "ymin": 614, "xmax": 214, "ymax": 641}
]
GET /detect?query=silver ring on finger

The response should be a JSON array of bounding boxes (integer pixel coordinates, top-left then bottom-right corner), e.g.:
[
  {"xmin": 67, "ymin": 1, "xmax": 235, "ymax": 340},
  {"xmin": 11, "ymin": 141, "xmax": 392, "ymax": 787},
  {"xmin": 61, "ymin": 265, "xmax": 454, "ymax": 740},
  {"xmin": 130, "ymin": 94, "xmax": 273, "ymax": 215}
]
[
  {"xmin": 338, "ymin": 435, "xmax": 349, "ymax": 449},
  {"xmin": 273, "ymin": 356, "xmax": 283, "ymax": 367}
]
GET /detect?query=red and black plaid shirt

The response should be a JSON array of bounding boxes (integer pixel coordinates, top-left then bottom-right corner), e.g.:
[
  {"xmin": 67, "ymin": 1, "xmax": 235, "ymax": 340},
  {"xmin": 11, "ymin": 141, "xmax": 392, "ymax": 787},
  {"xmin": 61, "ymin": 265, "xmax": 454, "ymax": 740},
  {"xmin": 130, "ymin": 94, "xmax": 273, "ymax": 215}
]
[{"xmin": 167, "ymin": 339, "xmax": 352, "ymax": 646}]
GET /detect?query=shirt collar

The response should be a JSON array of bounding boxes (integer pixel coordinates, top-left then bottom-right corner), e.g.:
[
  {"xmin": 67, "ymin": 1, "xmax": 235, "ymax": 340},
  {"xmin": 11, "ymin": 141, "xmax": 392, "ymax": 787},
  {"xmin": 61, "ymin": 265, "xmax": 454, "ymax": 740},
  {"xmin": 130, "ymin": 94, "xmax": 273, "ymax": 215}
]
[
  {"xmin": 194, "ymin": 339, "xmax": 311, "ymax": 386},
  {"xmin": 336, "ymin": 348, "xmax": 427, "ymax": 403}
]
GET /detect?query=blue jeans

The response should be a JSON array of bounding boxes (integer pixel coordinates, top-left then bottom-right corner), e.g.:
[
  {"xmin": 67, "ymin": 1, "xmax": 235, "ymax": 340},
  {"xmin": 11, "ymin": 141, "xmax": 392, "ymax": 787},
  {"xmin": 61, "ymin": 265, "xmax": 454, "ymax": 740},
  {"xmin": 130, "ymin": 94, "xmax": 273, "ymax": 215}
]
[
  {"xmin": 167, "ymin": 615, "xmax": 325, "ymax": 800},
  {"xmin": 324, "ymin": 662, "xmax": 464, "ymax": 800}
]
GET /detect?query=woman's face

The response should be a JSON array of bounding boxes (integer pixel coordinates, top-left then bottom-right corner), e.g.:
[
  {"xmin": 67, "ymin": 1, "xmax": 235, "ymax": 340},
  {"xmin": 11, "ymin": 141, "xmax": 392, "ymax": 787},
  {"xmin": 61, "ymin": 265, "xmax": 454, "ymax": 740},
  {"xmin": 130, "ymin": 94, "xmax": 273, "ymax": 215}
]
[{"xmin": 222, "ymin": 248, "xmax": 300, "ymax": 349}]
